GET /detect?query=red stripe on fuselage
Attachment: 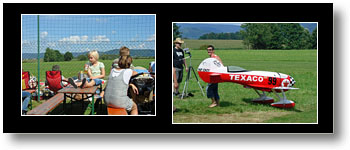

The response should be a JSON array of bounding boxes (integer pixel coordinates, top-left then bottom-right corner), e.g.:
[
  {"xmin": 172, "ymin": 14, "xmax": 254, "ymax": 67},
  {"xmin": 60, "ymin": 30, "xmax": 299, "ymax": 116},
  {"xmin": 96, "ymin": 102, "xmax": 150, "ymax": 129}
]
[{"xmin": 198, "ymin": 71, "xmax": 288, "ymax": 92}]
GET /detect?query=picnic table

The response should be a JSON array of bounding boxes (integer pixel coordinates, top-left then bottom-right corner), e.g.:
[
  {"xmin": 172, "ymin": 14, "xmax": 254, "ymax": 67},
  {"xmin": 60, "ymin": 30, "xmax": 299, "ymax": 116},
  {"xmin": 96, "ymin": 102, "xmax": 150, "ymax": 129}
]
[{"xmin": 57, "ymin": 85, "xmax": 98, "ymax": 115}]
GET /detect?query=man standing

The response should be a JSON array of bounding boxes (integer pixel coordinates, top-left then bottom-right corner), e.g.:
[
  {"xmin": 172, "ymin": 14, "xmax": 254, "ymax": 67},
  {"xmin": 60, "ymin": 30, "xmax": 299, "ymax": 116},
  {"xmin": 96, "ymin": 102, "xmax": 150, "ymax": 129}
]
[
  {"xmin": 206, "ymin": 45, "xmax": 223, "ymax": 108},
  {"xmin": 173, "ymin": 38, "xmax": 188, "ymax": 96}
]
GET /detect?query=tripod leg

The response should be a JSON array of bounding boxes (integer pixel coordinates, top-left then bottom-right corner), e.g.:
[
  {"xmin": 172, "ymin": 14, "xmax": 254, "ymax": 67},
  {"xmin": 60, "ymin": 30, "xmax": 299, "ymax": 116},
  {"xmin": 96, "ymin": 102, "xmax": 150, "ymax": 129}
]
[
  {"xmin": 181, "ymin": 68, "xmax": 191, "ymax": 99},
  {"xmin": 191, "ymin": 67, "xmax": 205, "ymax": 96}
]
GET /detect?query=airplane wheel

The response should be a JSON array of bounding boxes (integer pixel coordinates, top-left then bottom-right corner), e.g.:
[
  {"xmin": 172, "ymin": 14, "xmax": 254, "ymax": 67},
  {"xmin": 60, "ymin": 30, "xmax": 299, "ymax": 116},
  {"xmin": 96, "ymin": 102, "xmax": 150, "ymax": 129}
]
[{"xmin": 271, "ymin": 101, "xmax": 295, "ymax": 108}]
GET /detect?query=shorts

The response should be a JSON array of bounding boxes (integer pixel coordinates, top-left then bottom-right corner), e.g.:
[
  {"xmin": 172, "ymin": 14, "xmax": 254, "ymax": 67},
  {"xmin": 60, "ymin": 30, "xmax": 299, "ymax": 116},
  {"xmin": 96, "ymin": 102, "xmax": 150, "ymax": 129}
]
[
  {"xmin": 174, "ymin": 67, "xmax": 183, "ymax": 83},
  {"xmin": 206, "ymin": 83, "xmax": 220, "ymax": 100},
  {"xmin": 87, "ymin": 78, "xmax": 102, "ymax": 86}
]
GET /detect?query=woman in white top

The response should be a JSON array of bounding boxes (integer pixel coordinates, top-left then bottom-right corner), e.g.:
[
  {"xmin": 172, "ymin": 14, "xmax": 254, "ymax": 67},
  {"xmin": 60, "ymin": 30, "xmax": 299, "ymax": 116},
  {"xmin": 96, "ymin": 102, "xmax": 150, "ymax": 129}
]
[{"xmin": 104, "ymin": 55, "xmax": 139, "ymax": 115}]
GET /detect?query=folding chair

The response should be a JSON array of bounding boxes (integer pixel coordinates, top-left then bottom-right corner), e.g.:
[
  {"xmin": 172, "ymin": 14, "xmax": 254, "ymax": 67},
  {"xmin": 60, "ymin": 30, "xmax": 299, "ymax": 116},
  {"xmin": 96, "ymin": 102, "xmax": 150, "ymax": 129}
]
[
  {"xmin": 22, "ymin": 71, "xmax": 37, "ymax": 109},
  {"xmin": 22, "ymin": 71, "xmax": 31, "ymax": 90},
  {"xmin": 46, "ymin": 70, "xmax": 64, "ymax": 94}
]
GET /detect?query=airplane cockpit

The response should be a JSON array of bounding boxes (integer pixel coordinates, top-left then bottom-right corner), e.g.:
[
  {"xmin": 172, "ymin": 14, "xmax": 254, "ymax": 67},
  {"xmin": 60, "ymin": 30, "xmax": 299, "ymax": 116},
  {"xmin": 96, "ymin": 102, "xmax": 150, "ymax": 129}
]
[{"xmin": 227, "ymin": 66, "xmax": 249, "ymax": 73}]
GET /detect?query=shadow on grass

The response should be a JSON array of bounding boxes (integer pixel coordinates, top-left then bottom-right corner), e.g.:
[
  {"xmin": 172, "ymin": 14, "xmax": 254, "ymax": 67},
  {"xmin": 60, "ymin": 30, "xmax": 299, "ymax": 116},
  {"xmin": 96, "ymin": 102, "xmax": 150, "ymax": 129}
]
[
  {"xmin": 173, "ymin": 108, "xmax": 190, "ymax": 113},
  {"xmin": 49, "ymin": 99, "xmax": 108, "ymax": 115},
  {"xmin": 218, "ymin": 101, "xmax": 236, "ymax": 107},
  {"xmin": 242, "ymin": 98, "xmax": 302, "ymax": 112}
]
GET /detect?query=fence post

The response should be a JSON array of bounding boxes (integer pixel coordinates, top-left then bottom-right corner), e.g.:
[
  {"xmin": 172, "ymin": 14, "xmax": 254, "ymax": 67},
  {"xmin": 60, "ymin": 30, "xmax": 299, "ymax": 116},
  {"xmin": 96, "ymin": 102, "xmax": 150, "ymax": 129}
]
[{"xmin": 37, "ymin": 15, "xmax": 40, "ymax": 102}]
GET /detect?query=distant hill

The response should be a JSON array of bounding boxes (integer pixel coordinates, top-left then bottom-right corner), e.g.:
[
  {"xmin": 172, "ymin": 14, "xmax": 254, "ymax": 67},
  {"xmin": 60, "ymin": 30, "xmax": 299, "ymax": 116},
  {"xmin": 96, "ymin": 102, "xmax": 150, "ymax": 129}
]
[
  {"xmin": 22, "ymin": 49, "xmax": 155, "ymax": 59},
  {"xmin": 178, "ymin": 24, "xmax": 241, "ymax": 39},
  {"xmin": 177, "ymin": 23, "xmax": 317, "ymax": 39}
]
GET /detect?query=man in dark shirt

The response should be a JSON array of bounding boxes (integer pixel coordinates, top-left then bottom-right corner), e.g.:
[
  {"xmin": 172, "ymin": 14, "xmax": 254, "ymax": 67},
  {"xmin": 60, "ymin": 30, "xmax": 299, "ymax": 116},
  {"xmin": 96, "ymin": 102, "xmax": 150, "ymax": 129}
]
[{"xmin": 173, "ymin": 38, "xmax": 188, "ymax": 96}]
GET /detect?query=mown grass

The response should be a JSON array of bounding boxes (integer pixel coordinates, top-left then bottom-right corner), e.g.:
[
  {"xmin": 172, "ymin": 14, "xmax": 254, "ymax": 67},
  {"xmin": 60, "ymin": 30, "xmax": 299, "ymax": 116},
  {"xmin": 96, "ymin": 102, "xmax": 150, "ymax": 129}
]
[
  {"xmin": 22, "ymin": 58, "xmax": 154, "ymax": 81},
  {"xmin": 173, "ymin": 50, "xmax": 317, "ymax": 123},
  {"xmin": 23, "ymin": 58, "xmax": 154, "ymax": 115}
]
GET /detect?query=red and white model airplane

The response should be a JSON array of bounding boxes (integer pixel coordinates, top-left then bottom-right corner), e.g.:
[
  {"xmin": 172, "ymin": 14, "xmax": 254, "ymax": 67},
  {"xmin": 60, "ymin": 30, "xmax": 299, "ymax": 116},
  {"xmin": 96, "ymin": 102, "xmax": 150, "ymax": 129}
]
[{"xmin": 197, "ymin": 58, "xmax": 298, "ymax": 108}]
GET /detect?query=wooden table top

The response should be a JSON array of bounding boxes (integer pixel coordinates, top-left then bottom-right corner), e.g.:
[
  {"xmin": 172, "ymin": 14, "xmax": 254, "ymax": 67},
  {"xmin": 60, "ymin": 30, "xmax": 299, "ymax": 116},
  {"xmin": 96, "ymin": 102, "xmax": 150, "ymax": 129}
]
[{"xmin": 57, "ymin": 85, "xmax": 97, "ymax": 94}]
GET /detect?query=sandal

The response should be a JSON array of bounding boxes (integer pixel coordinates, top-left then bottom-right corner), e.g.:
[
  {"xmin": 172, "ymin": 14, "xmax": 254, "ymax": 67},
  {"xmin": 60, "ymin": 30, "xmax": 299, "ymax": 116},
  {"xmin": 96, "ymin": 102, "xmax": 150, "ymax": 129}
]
[
  {"xmin": 80, "ymin": 78, "xmax": 86, "ymax": 88},
  {"xmin": 68, "ymin": 78, "xmax": 77, "ymax": 88}
]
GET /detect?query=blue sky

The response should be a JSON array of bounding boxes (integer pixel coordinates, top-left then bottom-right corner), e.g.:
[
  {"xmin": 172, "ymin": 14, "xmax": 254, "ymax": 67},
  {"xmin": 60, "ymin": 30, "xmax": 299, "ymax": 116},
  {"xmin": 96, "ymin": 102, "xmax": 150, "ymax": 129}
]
[{"xmin": 22, "ymin": 15, "xmax": 156, "ymax": 53}]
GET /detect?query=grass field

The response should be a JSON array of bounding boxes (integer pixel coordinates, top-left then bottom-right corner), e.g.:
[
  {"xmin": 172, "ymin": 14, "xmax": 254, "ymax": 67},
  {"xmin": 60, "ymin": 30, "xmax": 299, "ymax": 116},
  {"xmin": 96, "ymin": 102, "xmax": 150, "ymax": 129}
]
[
  {"xmin": 22, "ymin": 58, "xmax": 154, "ymax": 81},
  {"xmin": 23, "ymin": 58, "xmax": 154, "ymax": 115},
  {"xmin": 173, "ymin": 50, "xmax": 317, "ymax": 123},
  {"xmin": 183, "ymin": 39, "xmax": 244, "ymax": 50}
]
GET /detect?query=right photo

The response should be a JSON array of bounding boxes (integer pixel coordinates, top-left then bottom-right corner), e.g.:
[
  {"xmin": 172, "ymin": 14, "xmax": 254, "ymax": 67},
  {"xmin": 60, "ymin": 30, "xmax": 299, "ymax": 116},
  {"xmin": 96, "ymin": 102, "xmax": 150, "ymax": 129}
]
[{"xmin": 172, "ymin": 22, "xmax": 318, "ymax": 123}]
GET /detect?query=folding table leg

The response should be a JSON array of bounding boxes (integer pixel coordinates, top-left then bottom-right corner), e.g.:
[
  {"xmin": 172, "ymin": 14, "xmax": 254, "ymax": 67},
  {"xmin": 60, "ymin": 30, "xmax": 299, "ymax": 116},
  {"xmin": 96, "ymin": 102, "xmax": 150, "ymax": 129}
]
[
  {"xmin": 63, "ymin": 93, "xmax": 66, "ymax": 114},
  {"xmin": 91, "ymin": 95, "xmax": 94, "ymax": 115}
]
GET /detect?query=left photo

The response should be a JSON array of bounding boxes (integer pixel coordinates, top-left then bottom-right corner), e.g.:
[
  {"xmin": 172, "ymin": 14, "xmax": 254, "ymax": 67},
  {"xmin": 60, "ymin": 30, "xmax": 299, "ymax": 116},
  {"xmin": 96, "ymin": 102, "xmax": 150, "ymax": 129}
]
[{"xmin": 22, "ymin": 14, "xmax": 156, "ymax": 116}]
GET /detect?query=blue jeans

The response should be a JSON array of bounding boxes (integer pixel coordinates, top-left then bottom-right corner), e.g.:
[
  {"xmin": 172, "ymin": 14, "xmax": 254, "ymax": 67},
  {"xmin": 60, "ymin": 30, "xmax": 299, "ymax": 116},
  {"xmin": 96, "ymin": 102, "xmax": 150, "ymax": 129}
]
[
  {"xmin": 87, "ymin": 78, "xmax": 102, "ymax": 94},
  {"xmin": 87, "ymin": 78, "xmax": 102, "ymax": 86},
  {"xmin": 22, "ymin": 91, "xmax": 31, "ymax": 111},
  {"xmin": 206, "ymin": 83, "xmax": 220, "ymax": 100}
]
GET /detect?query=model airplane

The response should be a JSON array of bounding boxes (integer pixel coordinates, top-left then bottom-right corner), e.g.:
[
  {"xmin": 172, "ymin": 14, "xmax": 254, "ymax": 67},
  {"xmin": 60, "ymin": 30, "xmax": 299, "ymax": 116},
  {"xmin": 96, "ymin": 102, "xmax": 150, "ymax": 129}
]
[{"xmin": 197, "ymin": 58, "xmax": 298, "ymax": 108}]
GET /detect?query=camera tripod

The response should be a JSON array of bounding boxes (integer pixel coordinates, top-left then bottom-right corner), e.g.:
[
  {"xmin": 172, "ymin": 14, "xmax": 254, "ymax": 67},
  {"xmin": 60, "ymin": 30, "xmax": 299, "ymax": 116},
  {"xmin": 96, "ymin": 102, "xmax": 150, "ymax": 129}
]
[{"xmin": 180, "ymin": 53, "xmax": 205, "ymax": 99}]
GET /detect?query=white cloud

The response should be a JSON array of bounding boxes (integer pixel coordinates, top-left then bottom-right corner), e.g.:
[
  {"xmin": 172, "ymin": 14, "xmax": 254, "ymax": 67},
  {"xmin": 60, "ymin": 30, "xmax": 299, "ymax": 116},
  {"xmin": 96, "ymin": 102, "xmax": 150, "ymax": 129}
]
[
  {"xmin": 138, "ymin": 43, "xmax": 146, "ymax": 49},
  {"xmin": 22, "ymin": 40, "xmax": 29, "ymax": 44},
  {"xmin": 92, "ymin": 35, "xmax": 110, "ymax": 42},
  {"xmin": 146, "ymin": 34, "xmax": 155, "ymax": 41},
  {"xmin": 40, "ymin": 31, "xmax": 48, "ymax": 38},
  {"xmin": 112, "ymin": 30, "xmax": 116, "ymax": 34},
  {"xmin": 59, "ymin": 35, "xmax": 110, "ymax": 44},
  {"xmin": 59, "ymin": 35, "xmax": 81, "ymax": 44},
  {"xmin": 81, "ymin": 35, "xmax": 88, "ymax": 41}
]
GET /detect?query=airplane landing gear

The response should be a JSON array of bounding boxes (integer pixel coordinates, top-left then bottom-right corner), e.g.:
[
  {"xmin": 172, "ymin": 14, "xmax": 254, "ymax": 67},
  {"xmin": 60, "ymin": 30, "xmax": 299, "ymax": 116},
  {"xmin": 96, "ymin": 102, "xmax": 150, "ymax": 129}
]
[
  {"xmin": 271, "ymin": 89, "xmax": 295, "ymax": 108},
  {"xmin": 252, "ymin": 89, "xmax": 274, "ymax": 104}
]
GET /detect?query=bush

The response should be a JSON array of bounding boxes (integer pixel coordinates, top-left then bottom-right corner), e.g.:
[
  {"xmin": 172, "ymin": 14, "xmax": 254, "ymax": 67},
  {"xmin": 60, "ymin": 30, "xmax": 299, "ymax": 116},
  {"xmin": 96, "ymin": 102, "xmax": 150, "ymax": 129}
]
[
  {"xmin": 64, "ymin": 52, "xmax": 73, "ymax": 61},
  {"xmin": 199, "ymin": 44, "xmax": 210, "ymax": 50},
  {"xmin": 100, "ymin": 54, "xmax": 118, "ymax": 60},
  {"xmin": 77, "ymin": 54, "xmax": 88, "ymax": 61},
  {"xmin": 44, "ymin": 47, "xmax": 64, "ymax": 62}
]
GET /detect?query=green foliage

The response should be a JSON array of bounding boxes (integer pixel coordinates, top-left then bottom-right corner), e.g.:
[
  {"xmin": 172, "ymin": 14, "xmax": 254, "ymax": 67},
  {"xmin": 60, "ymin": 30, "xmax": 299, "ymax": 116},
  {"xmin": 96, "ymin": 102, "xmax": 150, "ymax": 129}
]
[
  {"xmin": 173, "ymin": 23, "xmax": 182, "ymax": 40},
  {"xmin": 173, "ymin": 50, "xmax": 317, "ymax": 123},
  {"xmin": 100, "ymin": 54, "xmax": 118, "ymax": 60},
  {"xmin": 199, "ymin": 44, "xmax": 210, "ymax": 50},
  {"xmin": 199, "ymin": 32, "xmax": 243, "ymax": 40},
  {"xmin": 43, "ymin": 47, "xmax": 64, "ymax": 62},
  {"xmin": 183, "ymin": 39, "xmax": 244, "ymax": 50},
  {"xmin": 77, "ymin": 54, "xmax": 88, "ymax": 61},
  {"xmin": 64, "ymin": 52, "xmax": 73, "ymax": 61},
  {"xmin": 311, "ymin": 27, "xmax": 317, "ymax": 49},
  {"xmin": 240, "ymin": 23, "xmax": 316, "ymax": 50}
]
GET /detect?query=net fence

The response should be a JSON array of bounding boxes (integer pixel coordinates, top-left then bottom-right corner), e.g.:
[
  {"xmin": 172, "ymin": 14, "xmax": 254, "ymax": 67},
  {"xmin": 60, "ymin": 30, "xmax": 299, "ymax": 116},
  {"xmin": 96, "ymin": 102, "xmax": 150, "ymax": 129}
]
[{"xmin": 22, "ymin": 15, "xmax": 155, "ymax": 82}]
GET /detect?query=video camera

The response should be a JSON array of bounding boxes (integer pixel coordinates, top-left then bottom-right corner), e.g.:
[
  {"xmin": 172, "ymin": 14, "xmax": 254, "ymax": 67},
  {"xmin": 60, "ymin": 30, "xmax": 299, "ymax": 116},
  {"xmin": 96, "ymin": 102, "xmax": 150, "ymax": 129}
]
[{"xmin": 183, "ymin": 48, "xmax": 191, "ymax": 57}]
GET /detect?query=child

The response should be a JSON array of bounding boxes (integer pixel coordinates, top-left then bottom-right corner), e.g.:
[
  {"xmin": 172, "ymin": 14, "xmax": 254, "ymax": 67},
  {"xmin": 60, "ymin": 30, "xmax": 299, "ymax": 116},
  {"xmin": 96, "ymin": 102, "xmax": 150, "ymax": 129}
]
[
  {"xmin": 104, "ymin": 55, "xmax": 139, "ymax": 115},
  {"xmin": 51, "ymin": 65, "xmax": 68, "ymax": 87},
  {"xmin": 112, "ymin": 46, "xmax": 134, "ymax": 69},
  {"xmin": 101, "ymin": 46, "xmax": 133, "ymax": 97},
  {"xmin": 69, "ymin": 50, "xmax": 105, "ymax": 88},
  {"xmin": 206, "ymin": 45, "xmax": 223, "ymax": 108}
]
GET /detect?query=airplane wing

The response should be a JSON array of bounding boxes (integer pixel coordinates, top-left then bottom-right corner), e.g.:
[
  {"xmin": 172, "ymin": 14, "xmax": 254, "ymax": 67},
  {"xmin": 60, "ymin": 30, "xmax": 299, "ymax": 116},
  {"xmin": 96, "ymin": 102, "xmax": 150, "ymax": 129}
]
[{"xmin": 272, "ymin": 87, "xmax": 299, "ymax": 90}]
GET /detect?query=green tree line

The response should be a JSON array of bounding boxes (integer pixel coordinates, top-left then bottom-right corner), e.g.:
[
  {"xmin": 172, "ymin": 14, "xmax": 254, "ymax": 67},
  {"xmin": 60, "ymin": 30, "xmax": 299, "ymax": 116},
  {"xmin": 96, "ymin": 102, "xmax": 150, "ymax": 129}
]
[
  {"xmin": 240, "ymin": 23, "xmax": 317, "ymax": 50},
  {"xmin": 44, "ymin": 48, "xmax": 120, "ymax": 62},
  {"xmin": 44, "ymin": 48, "xmax": 73, "ymax": 62},
  {"xmin": 199, "ymin": 32, "xmax": 243, "ymax": 40}
]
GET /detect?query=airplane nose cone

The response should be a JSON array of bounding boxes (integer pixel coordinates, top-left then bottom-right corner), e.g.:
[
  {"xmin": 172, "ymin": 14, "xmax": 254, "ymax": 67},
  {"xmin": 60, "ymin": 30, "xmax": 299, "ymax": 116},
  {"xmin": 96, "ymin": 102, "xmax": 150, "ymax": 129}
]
[{"xmin": 290, "ymin": 76, "xmax": 296, "ymax": 86}]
